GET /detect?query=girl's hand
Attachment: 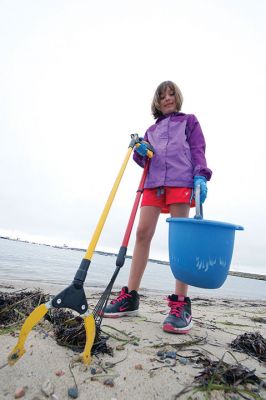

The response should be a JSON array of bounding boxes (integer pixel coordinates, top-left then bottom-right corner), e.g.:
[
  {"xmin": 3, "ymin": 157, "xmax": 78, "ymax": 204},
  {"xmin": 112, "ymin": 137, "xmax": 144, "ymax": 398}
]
[
  {"xmin": 135, "ymin": 141, "xmax": 155, "ymax": 158},
  {"xmin": 194, "ymin": 176, "xmax": 207, "ymax": 203}
]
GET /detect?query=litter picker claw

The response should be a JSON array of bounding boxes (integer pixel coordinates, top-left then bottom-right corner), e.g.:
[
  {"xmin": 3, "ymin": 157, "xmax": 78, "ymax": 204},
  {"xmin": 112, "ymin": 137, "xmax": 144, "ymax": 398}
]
[{"xmin": 8, "ymin": 133, "xmax": 144, "ymax": 366}]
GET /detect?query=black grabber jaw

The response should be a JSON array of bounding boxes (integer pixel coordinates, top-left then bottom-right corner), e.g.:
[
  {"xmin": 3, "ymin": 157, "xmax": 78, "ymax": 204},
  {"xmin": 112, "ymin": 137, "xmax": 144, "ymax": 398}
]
[
  {"xmin": 8, "ymin": 257, "xmax": 96, "ymax": 367},
  {"xmin": 52, "ymin": 259, "xmax": 91, "ymax": 313}
]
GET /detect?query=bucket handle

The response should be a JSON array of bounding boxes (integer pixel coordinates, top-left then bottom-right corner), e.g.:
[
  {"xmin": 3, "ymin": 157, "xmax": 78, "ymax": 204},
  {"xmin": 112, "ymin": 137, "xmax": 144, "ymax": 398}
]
[{"xmin": 194, "ymin": 185, "xmax": 203, "ymax": 220}]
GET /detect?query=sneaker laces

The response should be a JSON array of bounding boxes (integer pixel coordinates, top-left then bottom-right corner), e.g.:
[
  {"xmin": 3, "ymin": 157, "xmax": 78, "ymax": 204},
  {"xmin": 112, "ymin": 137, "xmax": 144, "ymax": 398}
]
[
  {"xmin": 111, "ymin": 288, "xmax": 132, "ymax": 304},
  {"xmin": 167, "ymin": 298, "xmax": 186, "ymax": 317}
]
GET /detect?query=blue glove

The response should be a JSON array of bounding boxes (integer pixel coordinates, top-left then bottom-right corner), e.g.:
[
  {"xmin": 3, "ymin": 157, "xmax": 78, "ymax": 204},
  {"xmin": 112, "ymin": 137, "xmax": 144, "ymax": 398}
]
[
  {"xmin": 135, "ymin": 140, "xmax": 154, "ymax": 158},
  {"xmin": 194, "ymin": 175, "xmax": 208, "ymax": 204}
]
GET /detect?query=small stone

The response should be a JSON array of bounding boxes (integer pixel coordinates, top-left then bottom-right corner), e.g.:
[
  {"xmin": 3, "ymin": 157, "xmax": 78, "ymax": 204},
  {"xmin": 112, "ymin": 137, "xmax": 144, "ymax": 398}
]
[
  {"xmin": 90, "ymin": 367, "xmax": 97, "ymax": 375},
  {"xmin": 14, "ymin": 387, "xmax": 26, "ymax": 398},
  {"xmin": 134, "ymin": 364, "xmax": 143, "ymax": 370},
  {"xmin": 104, "ymin": 361, "xmax": 113, "ymax": 368},
  {"xmin": 41, "ymin": 380, "xmax": 54, "ymax": 397},
  {"xmin": 179, "ymin": 357, "xmax": 188, "ymax": 365},
  {"xmin": 165, "ymin": 351, "xmax": 177, "ymax": 359},
  {"xmin": 68, "ymin": 387, "xmax": 79, "ymax": 398},
  {"xmin": 55, "ymin": 369, "xmax": 65, "ymax": 376},
  {"xmin": 103, "ymin": 378, "xmax": 115, "ymax": 387},
  {"xmin": 116, "ymin": 345, "xmax": 125, "ymax": 351},
  {"xmin": 51, "ymin": 395, "xmax": 59, "ymax": 400},
  {"xmin": 157, "ymin": 350, "xmax": 166, "ymax": 359}
]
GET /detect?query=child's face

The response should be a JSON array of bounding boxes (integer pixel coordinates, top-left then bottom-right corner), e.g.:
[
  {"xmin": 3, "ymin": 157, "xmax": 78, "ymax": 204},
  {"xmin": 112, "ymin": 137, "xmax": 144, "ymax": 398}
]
[{"xmin": 159, "ymin": 86, "xmax": 177, "ymax": 115}]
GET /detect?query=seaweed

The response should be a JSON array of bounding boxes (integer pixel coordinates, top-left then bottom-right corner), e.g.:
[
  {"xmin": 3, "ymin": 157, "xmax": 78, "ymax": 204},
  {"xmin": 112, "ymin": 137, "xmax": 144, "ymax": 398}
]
[
  {"xmin": 49, "ymin": 308, "xmax": 113, "ymax": 357},
  {"xmin": 175, "ymin": 353, "xmax": 266, "ymax": 399},
  {"xmin": 0, "ymin": 289, "xmax": 49, "ymax": 333},
  {"xmin": 230, "ymin": 332, "xmax": 266, "ymax": 362},
  {"xmin": 0, "ymin": 290, "xmax": 112, "ymax": 357}
]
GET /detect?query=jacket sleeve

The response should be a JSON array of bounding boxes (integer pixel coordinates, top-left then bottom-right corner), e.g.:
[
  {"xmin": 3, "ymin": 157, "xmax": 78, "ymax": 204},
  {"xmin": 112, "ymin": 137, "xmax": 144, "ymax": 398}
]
[
  {"xmin": 132, "ymin": 131, "xmax": 149, "ymax": 168},
  {"xmin": 186, "ymin": 115, "xmax": 212, "ymax": 180}
]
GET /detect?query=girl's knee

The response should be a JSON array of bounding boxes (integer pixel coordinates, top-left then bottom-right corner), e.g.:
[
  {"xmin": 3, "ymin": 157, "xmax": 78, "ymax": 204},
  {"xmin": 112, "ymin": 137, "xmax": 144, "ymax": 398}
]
[{"xmin": 136, "ymin": 225, "xmax": 154, "ymax": 243}]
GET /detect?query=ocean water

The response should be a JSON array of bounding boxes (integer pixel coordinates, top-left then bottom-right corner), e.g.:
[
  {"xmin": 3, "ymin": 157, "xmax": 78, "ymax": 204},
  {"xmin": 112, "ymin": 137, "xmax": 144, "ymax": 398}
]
[{"xmin": 0, "ymin": 238, "xmax": 265, "ymax": 300}]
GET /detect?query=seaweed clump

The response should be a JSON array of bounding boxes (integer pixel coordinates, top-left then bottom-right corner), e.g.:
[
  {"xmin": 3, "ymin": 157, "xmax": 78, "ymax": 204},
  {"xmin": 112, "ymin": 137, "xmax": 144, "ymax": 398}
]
[
  {"xmin": 195, "ymin": 356, "xmax": 265, "ymax": 387},
  {"xmin": 0, "ymin": 289, "xmax": 49, "ymax": 331},
  {"xmin": 175, "ymin": 354, "xmax": 266, "ymax": 399},
  {"xmin": 230, "ymin": 332, "xmax": 266, "ymax": 362},
  {"xmin": 48, "ymin": 308, "xmax": 113, "ymax": 357},
  {"xmin": 0, "ymin": 289, "xmax": 112, "ymax": 357}
]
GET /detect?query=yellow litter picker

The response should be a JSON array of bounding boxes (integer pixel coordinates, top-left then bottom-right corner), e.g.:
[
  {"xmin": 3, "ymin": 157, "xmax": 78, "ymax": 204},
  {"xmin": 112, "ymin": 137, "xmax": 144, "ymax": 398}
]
[{"xmin": 8, "ymin": 134, "xmax": 153, "ymax": 366}]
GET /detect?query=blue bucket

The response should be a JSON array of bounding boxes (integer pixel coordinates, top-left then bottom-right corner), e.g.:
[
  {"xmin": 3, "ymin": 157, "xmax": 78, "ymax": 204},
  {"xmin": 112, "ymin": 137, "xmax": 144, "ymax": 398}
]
[{"xmin": 167, "ymin": 217, "xmax": 244, "ymax": 289}]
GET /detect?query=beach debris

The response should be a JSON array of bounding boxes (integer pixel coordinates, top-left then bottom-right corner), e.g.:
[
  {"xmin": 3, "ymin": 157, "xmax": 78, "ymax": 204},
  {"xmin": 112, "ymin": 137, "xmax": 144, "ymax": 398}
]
[
  {"xmin": 156, "ymin": 350, "xmax": 177, "ymax": 360},
  {"xmin": 150, "ymin": 334, "xmax": 207, "ymax": 349},
  {"xmin": 14, "ymin": 386, "xmax": 27, "ymax": 398},
  {"xmin": 68, "ymin": 387, "xmax": 79, "ymax": 398},
  {"xmin": 0, "ymin": 289, "xmax": 112, "ymax": 357},
  {"xmin": 101, "ymin": 324, "xmax": 140, "ymax": 346},
  {"xmin": 178, "ymin": 357, "xmax": 188, "ymax": 365},
  {"xmin": 90, "ymin": 366, "xmax": 102, "ymax": 375},
  {"xmin": 41, "ymin": 379, "xmax": 54, "ymax": 397},
  {"xmin": 0, "ymin": 289, "xmax": 49, "ymax": 332},
  {"xmin": 251, "ymin": 317, "xmax": 266, "ymax": 324},
  {"xmin": 175, "ymin": 353, "xmax": 266, "ymax": 399},
  {"xmin": 230, "ymin": 331, "xmax": 266, "ymax": 362},
  {"xmin": 103, "ymin": 378, "xmax": 115, "ymax": 387},
  {"xmin": 54, "ymin": 369, "xmax": 65, "ymax": 376},
  {"xmin": 134, "ymin": 363, "xmax": 143, "ymax": 370},
  {"xmin": 194, "ymin": 357, "xmax": 265, "ymax": 387},
  {"xmin": 116, "ymin": 344, "xmax": 125, "ymax": 351},
  {"xmin": 49, "ymin": 308, "xmax": 113, "ymax": 357}
]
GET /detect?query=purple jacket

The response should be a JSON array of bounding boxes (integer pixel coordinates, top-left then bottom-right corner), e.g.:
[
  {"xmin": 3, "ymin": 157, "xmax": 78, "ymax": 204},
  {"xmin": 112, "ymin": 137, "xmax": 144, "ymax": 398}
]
[{"xmin": 133, "ymin": 112, "xmax": 212, "ymax": 188}]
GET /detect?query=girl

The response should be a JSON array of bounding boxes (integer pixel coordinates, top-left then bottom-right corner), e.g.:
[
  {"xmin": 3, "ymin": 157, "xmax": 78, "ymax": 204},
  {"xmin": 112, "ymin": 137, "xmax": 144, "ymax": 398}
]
[{"xmin": 104, "ymin": 81, "xmax": 212, "ymax": 334}]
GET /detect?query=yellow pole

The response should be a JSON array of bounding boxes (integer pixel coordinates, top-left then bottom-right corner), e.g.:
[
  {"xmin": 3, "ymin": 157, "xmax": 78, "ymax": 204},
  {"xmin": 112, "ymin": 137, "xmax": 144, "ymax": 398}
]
[{"xmin": 84, "ymin": 147, "xmax": 133, "ymax": 260}]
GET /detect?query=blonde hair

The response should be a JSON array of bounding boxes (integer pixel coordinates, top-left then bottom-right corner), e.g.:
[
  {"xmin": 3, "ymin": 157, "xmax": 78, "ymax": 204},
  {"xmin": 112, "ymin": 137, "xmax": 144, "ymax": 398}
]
[{"xmin": 151, "ymin": 81, "xmax": 183, "ymax": 119}]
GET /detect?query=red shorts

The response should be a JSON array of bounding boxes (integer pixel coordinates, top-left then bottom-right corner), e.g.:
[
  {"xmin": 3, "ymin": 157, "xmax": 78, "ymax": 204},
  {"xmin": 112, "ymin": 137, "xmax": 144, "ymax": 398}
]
[{"xmin": 141, "ymin": 187, "xmax": 195, "ymax": 213}]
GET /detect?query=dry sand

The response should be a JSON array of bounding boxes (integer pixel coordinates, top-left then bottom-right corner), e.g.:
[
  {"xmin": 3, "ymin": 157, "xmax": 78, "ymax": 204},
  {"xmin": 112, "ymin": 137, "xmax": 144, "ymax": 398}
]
[{"xmin": 0, "ymin": 279, "xmax": 266, "ymax": 400}]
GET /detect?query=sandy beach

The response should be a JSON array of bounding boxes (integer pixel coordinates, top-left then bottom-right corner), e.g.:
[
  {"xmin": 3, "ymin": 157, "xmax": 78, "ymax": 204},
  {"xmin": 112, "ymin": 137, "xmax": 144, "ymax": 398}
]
[{"xmin": 0, "ymin": 279, "xmax": 266, "ymax": 400}]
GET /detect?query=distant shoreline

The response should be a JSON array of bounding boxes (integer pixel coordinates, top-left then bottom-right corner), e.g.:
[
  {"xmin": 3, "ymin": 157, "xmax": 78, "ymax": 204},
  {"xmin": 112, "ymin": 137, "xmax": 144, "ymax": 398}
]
[{"xmin": 1, "ymin": 236, "xmax": 266, "ymax": 282}]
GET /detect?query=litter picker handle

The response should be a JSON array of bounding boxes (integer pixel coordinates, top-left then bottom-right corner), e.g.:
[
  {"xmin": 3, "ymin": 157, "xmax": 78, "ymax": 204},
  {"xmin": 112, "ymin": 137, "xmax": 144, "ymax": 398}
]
[
  {"xmin": 83, "ymin": 134, "xmax": 139, "ymax": 263},
  {"xmin": 195, "ymin": 185, "xmax": 203, "ymax": 220}
]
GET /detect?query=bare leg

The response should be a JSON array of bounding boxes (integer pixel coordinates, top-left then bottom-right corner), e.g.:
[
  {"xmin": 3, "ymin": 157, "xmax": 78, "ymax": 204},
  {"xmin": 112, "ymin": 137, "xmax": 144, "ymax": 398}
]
[
  {"xmin": 169, "ymin": 203, "xmax": 190, "ymax": 296},
  {"xmin": 128, "ymin": 206, "xmax": 161, "ymax": 292}
]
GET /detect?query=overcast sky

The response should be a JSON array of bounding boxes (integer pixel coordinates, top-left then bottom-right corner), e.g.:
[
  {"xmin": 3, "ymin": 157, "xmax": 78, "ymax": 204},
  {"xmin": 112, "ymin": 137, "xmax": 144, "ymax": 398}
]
[{"xmin": 1, "ymin": 0, "xmax": 266, "ymax": 273}]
